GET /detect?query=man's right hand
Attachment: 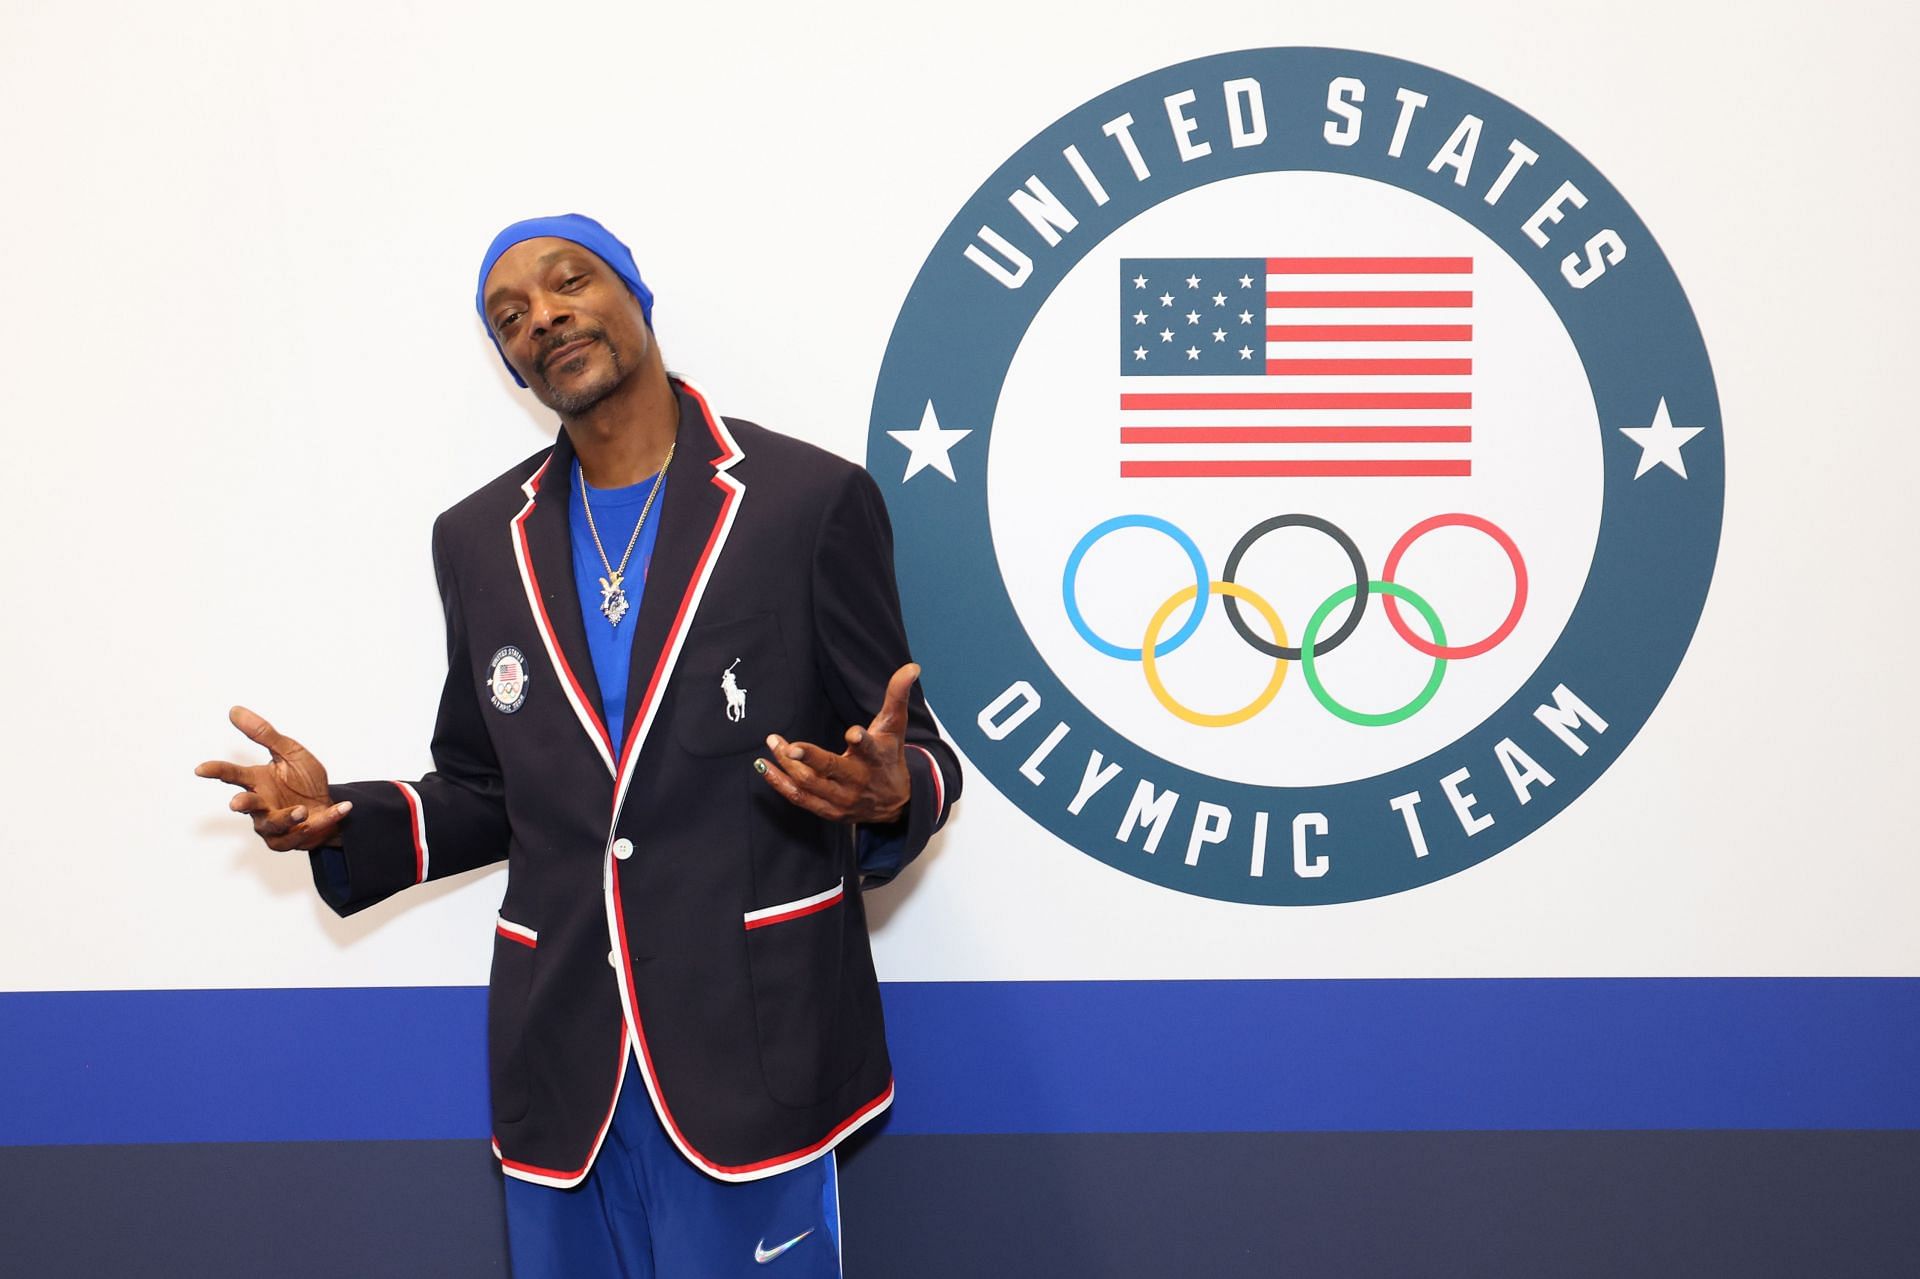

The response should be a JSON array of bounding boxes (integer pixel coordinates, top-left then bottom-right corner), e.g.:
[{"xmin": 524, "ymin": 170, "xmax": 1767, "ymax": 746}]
[{"xmin": 195, "ymin": 706, "xmax": 353, "ymax": 851}]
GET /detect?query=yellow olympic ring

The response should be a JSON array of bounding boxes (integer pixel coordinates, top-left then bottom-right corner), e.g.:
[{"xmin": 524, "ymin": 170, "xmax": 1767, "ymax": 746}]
[{"xmin": 1140, "ymin": 580, "xmax": 1290, "ymax": 728}]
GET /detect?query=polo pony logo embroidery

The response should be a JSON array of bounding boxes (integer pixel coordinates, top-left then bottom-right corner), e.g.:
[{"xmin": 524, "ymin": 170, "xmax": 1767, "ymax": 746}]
[{"xmin": 722, "ymin": 658, "xmax": 748, "ymax": 722}]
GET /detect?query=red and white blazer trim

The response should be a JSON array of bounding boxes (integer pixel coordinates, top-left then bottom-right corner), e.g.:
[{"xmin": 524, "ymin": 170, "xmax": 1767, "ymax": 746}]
[
  {"xmin": 495, "ymin": 916, "xmax": 538, "ymax": 948},
  {"xmin": 743, "ymin": 879, "xmax": 845, "ymax": 931},
  {"xmin": 390, "ymin": 781, "xmax": 429, "ymax": 883},
  {"xmin": 511, "ymin": 456, "xmax": 619, "ymax": 777},
  {"xmin": 590, "ymin": 384, "xmax": 899, "ymax": 1182},
  {"xmin": 604, "ymin": 377, "xmax": 745, "ymax": 827},
  {"xmin": 908, "ymin": 744, "xmax": 948, "ymax": 826},
  {"xmin": 494, "ymin": 1036, "xmax": 630, "ymax": 1188}
]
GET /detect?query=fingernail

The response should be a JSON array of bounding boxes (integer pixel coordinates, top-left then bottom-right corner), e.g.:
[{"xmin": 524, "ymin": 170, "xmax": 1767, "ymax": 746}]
[
  {"xmin": 337, "ymin": 802, "xmax": 353, "ymax": 816},
  {"xmin": 754, "ymin": 759, "xmax": 768, "ymax": 775},
  {"xmin": 765, "ymin": 734, "xmax": 779, "ymax": 749}
]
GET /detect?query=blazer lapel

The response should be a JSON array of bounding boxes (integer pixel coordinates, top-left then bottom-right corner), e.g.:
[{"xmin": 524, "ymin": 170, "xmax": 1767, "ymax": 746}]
[
  {"xmin": 511, "ymin": 427, "xmax": 619, "ymax": 774},
  {"xmin": 611, "ymin": 380, "xmax": 747, "ymax": 787}
]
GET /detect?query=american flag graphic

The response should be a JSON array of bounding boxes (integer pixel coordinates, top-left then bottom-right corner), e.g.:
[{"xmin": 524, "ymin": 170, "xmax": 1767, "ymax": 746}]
[{"xmin": 1118, "ymin": 256, "xmax": 1473, "ymax": 479}]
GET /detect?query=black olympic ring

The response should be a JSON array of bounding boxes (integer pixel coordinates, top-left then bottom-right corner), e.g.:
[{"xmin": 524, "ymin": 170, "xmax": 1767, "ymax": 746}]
[{"xmin": 1220, "ymin": 514, "xmax": 1370, "ymax": 661}]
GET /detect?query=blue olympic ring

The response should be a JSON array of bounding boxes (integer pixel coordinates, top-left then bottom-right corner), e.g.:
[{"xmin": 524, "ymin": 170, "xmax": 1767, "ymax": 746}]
[{"xmin": 1062, "ymin": 515, "xmax": 1211, "ymax": 660}]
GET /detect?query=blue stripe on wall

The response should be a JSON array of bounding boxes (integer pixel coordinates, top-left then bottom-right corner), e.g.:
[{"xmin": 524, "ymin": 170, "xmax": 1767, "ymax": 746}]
[
  {"xmin": 2, "ymin": 986, "xmax": 491, "ymax": 1145},
  {"xmin": 2, "ymin": 979, "xmax": 1916, "ymax": 1146},
  {"xmin": 881, "ymin": 979, "xmax": 1920, "ymax": 1134}
]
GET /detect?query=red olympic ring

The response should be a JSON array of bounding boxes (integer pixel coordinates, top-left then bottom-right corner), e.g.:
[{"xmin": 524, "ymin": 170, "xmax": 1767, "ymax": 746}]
[{"xmin": 1381, "ymin": 514, "xmax": 1528, "ymax": 659}]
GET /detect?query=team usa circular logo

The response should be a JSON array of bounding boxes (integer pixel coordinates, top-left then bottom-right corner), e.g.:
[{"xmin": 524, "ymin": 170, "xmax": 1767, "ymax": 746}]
[
  {"xmin": 488, "ymin": 645, "xmax": 529, "ymax": 714},
  {"xmin": 868, "ymin": 49, "xmax": 1722, "ymax": 905}
]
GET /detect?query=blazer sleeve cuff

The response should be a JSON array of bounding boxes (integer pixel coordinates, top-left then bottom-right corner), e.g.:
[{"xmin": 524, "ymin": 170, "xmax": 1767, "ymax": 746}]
[
  {"xmin": 306, "ymin": 780, "xmax": 430, "ymax": 917},
  {"xmin": 857, "ymin": 744, "xmax": 951, "ymax": 887}
]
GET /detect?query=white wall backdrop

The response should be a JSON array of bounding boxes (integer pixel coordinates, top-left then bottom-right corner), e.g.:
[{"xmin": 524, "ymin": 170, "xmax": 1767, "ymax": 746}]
[{"xmin": 1, "ymin": 0, "xmax": 1914, "ymax": 992}]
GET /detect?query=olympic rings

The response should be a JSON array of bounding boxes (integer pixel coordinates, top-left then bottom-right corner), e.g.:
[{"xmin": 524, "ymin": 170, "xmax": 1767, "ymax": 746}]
[
  {"xmin": 1221, "ymin": 514, "xmax": 1370, "ymax": 660},
  {"xmin": 1141, "ymin": 581, "xmax": 1290, "ymax": 727},
  {"xmin": 1061, "ymin": 511, "xmax": 1526, "ymax": 727},
  {"xmin": 1381, "ymin": 514, "xmax": 1528, "ymax": 659},
  {"xmin": 1300, "ymin": 581, "xmax": 1448, "ymax": 727},
  {"xmin": 1064, "ymin": 515, "xmax": 1210, "ymax": 660}
]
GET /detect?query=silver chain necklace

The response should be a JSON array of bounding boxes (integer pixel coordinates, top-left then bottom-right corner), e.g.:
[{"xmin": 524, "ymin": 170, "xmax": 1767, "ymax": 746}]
[{"xmin": 579, "ymin": 442, "xmax": 674, "ymax": 627}]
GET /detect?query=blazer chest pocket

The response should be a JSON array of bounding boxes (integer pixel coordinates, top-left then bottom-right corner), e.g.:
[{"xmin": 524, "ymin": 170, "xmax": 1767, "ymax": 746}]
[{"xmin": 673, "ymin": 612, "xmax": 795, "ymax": 757}]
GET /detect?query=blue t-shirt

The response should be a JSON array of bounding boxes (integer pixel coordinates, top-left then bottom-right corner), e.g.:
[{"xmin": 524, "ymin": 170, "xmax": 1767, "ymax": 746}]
[{"xmin": 569, "ymin": 457, "xmax": 667, "ymax": 760}]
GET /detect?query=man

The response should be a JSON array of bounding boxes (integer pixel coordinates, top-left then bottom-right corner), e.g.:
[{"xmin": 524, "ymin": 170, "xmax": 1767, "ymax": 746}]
[{"xmin": 196, "ymin": 214, "xmax": 960, "ymax": 1277}]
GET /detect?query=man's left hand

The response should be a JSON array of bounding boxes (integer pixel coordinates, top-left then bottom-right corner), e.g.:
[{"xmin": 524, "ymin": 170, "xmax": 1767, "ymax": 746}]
[{"xmin": 756, "ymin": 663, "xmax": 919, "ymax": 824}]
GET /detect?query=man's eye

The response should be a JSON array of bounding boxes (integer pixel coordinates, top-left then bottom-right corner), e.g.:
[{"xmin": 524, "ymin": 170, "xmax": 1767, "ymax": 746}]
[
  {"xmin": 561, "ymin": 275, "xmax": 586, "ymax": 290},
  {"xmin": 497, "ymin": 312, "xmax": 520, "ymax": 330}
]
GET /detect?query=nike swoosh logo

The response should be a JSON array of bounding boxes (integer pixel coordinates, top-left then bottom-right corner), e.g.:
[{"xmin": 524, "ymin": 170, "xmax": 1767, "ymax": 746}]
[{"xmin": 755, "ymin": 1229, "xmax": 814, "ymax": 1264}]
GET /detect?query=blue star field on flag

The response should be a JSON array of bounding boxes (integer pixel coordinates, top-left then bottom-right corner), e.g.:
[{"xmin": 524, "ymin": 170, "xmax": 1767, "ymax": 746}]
[{"xmin": 1120, "ymin": 258, "xmax": 1267, "ymax": 376}]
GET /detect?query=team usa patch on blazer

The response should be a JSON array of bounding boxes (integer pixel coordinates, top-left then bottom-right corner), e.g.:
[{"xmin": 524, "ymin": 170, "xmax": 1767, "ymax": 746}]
[
  {"xmin": 488, "ymin": 645, "xmax": 530, "ymax": 713},
  {"xmin": 868, "ymin": 47, "xmax": 1722, "ymax": 906}
]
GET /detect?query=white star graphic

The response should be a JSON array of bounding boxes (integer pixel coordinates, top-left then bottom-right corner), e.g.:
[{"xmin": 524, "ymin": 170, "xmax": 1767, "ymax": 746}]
[
  {"xmin": 1186, "ymin": 346, "xmax": 1200, "ymax": 360},
  {"xmin": 1133, "ymin": 274, "xmax": 1148, "ymax": 288},
  {"xmin": 1133, "ymin": 311, "xmax": 1147, "ymax": 324},
  {"xmin": 887, "ymin": 401, "xmax": 972, "ymax": 482},
  {"xmin": 1212, "ymin": 292, "xmax": 1226, "ymax": 306},
  {"xmin": 1239, "ymin": 274, "xmax": 1254, "ymax": 288},
  {"xmin": 1159, "ymin": 292, "xmax": 1174, "ymax": 307},
  {"xmin": 1238, "ymin": 346, "xmax": 1254, "ymax": 360},
  {"xmin": 1212, "ymin": 328, "xmax": 1226, "ymax": 342},
  {"xmin": 1185, "ymin": 310, "xmax": 1200, "ymax": 324},
  {"xmin": 1133, "ymin": 347, "xmax": 1148, "ymax": 360},
  {"xmin": 1186, "ymin": 274, "xmax": 1201, "ymax": 288},
  {"xmin": 1238, "ymin": 310, "xmax": 1253, "ymax": 324},
  {"xmin": 1160, "ymin": 328, "xmax": 1174, "ymax": 342},
  {"xmin": 1618, "ymin": 397, "xmax": 1705, "ymax": 479}
]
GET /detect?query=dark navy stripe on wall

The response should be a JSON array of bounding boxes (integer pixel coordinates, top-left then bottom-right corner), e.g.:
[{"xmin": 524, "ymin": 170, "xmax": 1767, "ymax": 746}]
[
  {"xmin": 2, "ymin": 979, "xmax": 1916, "ymax": 1146},
  {"xmin": 9, "ymin": 1132, "xmax": 1920, "ymax": 1278}
]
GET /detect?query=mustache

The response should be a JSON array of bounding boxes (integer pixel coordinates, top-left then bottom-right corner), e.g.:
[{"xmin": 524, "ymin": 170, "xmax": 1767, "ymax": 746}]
[{"xmin": 537, "ymin": 328, "xmax": 606, "ymax": 373}]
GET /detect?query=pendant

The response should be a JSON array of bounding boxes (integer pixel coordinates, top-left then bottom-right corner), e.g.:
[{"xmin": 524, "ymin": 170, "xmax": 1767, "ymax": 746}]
[{"xmin": 599, "ymin": 571, "xmax": 629, "ymax": 626}]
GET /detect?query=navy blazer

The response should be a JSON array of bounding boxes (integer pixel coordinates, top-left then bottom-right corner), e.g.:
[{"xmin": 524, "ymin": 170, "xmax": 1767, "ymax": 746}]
[{"xmin": 312, "ymin": 380, "xmax": 960, "ymax": 1185}]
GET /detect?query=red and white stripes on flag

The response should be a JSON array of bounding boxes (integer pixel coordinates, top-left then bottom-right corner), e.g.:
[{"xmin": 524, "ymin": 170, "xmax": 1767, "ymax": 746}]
[{"xmin": 1120, "ymin": 257, "xmax": 1473, "ymax": 479}]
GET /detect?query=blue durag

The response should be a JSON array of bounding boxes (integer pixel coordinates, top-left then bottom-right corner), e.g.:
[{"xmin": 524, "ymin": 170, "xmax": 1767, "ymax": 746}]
[{"xmin": 476, "ymin": 213, "xmax": 655, "ymax": 387}]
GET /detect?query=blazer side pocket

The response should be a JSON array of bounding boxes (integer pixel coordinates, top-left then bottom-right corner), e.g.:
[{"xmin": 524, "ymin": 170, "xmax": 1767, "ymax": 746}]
[
  {"xmin": 487, "ymin": 916, "xmax": 537, "ymax": 1125},
  {"xmin": 743, "ymin": 886, "xmax": 856, "ymax": 1107}
]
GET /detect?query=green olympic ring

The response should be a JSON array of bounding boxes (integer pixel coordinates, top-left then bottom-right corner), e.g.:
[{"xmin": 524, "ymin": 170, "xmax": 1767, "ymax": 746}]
[{"xmin": 1300, "ymin": 580, "xmax": 1448, "ymax": 727}]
